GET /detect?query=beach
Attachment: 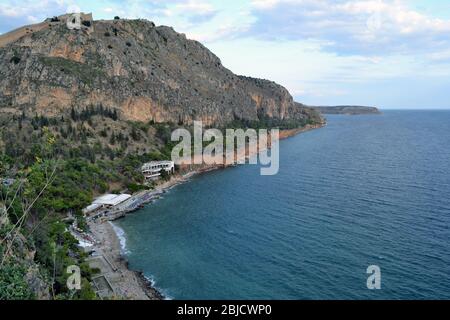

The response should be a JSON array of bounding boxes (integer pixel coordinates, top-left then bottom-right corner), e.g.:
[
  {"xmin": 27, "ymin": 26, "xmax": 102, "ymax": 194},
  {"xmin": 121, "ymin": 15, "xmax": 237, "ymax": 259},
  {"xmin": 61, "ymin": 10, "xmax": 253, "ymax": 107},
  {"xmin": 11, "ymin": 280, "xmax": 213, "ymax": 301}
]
[
  {"xmin": 87, "ymin": 219, "xmax": 164, "ymax": 299},
  {"xmin": 86, "ymin": 124, "xmax": 325, "ymax": 299}
]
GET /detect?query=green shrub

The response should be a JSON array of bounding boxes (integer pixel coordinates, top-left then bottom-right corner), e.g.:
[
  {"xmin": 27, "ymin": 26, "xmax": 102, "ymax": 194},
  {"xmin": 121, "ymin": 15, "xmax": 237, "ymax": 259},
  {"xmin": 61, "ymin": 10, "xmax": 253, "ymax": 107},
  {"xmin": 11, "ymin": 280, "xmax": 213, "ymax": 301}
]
[
  {"xmin": 0, "ymin": 262, "xmax": 35, "ymax": 300},
  {"xmin": 10, "ymin": 56, "xmax": 21, "ymax": 64},
  {"xmin": 127, "ymin": 182, "xmax": 145, "ymax": 193}
]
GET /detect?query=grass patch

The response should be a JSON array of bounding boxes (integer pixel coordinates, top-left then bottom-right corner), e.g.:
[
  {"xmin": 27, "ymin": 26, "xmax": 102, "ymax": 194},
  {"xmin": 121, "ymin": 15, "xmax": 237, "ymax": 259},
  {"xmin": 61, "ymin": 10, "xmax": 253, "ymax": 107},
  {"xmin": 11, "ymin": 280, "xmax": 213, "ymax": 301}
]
[{"xmin": 39, "ymin": 56, "xmax": 105, "ymax": 86}]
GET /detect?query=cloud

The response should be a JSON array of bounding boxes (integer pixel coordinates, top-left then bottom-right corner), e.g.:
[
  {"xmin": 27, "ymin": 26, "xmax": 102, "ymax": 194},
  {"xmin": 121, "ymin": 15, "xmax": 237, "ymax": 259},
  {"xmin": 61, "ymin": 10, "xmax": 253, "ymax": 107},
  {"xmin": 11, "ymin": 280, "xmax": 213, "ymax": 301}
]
[
  {"xmin": 173, "ymin": 0, "xmax": 218, "ymax": 23},
  {"xmin": 427, "ymin": 50, "xmax": 450, "ymax": 64},
  {"xmin": 246, "ymin": 0, "xmax": 450, "ymax": 56},
  {"xmin": 189, "ymin": 17, "xmax": 253, "ymax": 43},
  {"xmin": 0, "ymin": 0, "xmax": 69, "ymax": 33}
]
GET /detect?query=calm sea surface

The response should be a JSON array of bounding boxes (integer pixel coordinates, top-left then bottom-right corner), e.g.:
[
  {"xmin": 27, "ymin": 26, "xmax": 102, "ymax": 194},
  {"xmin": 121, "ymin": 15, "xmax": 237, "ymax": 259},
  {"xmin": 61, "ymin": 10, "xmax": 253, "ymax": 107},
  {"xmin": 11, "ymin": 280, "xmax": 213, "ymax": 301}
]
[{"xmin": 116, "ymin": 111, "xmax": 450, "ymax": 299}]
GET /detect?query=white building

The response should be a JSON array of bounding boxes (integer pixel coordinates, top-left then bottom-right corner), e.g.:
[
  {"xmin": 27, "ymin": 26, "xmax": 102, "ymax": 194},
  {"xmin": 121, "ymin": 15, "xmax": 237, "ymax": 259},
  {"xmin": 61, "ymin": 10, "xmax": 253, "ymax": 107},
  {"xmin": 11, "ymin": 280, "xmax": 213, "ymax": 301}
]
[
  {"xmin": 82, "ymin": 193, "xmax": 131, "ymax": 215},
  {"xmin": 142, "ymin": 161, "xmax": 174, "ymax": 181},
  {"xmin": 94, "ymin": 194, "xmax": 131, "ymax": 207}
]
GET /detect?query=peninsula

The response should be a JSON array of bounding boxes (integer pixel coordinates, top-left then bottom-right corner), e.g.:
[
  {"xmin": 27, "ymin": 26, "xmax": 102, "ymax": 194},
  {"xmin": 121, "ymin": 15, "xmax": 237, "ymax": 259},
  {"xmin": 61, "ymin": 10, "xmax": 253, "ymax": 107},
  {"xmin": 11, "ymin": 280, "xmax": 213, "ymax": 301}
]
[{"xmin": 312, "ymin": 106, "xmax": 381, "ymax": 115}]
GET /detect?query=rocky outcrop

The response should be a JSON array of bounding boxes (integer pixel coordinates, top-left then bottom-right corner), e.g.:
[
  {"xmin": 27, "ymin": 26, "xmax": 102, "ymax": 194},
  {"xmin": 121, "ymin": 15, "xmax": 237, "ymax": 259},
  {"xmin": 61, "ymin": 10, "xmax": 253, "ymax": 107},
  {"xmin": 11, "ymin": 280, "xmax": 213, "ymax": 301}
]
[{"xmin": 0, "ymin": 14, "xmax": 322, "ymax": 126}]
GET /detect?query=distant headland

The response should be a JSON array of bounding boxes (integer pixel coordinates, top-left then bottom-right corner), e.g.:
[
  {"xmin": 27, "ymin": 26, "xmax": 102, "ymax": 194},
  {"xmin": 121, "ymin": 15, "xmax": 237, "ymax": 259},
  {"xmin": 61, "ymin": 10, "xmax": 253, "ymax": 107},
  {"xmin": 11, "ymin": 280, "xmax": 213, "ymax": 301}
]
[{"xmin": 312, "ymin": 106, "xmax": 381, "ymax": 115}]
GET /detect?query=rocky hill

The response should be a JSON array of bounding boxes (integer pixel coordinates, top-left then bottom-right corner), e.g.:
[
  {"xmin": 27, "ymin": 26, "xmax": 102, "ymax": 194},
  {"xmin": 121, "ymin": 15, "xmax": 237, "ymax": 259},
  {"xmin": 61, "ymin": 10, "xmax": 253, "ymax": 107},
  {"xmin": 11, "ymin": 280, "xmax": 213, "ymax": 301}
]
[{"xmin": 0, "ymin": 13, "xmax": 322, "ymax": 127}]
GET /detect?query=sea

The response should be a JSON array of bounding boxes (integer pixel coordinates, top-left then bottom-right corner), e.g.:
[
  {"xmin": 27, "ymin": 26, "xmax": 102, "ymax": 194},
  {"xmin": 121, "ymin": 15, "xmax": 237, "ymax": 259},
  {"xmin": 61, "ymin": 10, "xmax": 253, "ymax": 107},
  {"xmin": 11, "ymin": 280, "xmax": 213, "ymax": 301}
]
[{"xmin": 115, "ymin": 110, "xmax": 450, "ymax": 299}]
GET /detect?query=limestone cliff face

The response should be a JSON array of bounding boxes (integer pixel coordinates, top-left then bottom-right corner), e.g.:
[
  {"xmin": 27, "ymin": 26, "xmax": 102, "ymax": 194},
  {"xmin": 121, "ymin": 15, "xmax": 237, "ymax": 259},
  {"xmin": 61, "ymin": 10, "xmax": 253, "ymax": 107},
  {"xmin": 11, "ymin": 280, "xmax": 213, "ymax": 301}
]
[{"xmin": 0, "ymin": 14, "xmax": 322, "ymax": 126}]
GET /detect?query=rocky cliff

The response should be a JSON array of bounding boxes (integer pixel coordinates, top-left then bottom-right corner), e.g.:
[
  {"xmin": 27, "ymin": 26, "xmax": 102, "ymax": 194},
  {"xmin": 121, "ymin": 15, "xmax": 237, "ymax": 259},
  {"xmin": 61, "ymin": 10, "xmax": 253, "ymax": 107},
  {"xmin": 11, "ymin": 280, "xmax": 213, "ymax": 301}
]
[{"xmin": 0, "ymin": 14, "xmax": 322, "ymax": 127}]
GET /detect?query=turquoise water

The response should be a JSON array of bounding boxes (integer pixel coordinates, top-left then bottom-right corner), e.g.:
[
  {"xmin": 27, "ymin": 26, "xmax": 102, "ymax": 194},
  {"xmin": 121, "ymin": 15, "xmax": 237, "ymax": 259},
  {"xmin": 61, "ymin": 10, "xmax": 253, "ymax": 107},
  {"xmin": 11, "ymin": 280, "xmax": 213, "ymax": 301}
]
[{"xmin": 116, "ymin": 111, "xmax": 450, "ymax": 299}]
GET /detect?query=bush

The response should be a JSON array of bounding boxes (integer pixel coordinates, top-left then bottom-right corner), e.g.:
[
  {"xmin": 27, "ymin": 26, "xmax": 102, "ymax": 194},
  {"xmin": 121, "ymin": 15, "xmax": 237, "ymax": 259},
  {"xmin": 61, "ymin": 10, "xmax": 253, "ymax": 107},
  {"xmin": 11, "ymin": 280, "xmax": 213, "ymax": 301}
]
[
  {"xmin": 0, "ymin": 262, "xmax": 35, "ymax": 300},
  {"xmin": 10, "ymin": 56, "xmax": 21, "ymax": 64},
  {"xmin": 91, "ymin": 267, "xmax": 101, "ymax": 275},
  {"xmin": 127, "ymin": 182, "xmax": 145, "ymax": 193},
  {"xmin": 155, "ymin": 124, "xmax": 172, "ymax": 144},
  {"xmin": 114, "ymin": 16, "xmax": 120, "ymax": 20},
  {"xmin": 160, "ymin": 169, "xmax": 170, "ymax": 181}
]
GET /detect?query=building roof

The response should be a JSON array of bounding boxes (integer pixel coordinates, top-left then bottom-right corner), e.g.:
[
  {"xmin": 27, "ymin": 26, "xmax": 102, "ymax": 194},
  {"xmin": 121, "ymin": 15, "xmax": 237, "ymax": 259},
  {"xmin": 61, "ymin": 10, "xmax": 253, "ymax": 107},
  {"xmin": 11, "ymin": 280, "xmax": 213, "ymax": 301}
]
[
  {"xmin": 143, "ymin": 160, "xmax": 174, "ymax": 165},
  {"xmin": 93, "ymin": 194, "xmax": 132, "ymax": 206},
  {"xmin": 82, "ymin": 203, "xmax": 102, "ymax": 214},
  {"xmin": 142, "ymin": 161, "xmax": 174, "ymax": 170}
]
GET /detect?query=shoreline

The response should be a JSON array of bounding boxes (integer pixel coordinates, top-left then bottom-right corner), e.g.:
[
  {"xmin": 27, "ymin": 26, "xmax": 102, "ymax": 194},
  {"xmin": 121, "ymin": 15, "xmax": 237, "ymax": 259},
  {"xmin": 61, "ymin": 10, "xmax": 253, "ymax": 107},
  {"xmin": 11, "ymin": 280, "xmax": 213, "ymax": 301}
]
[
  {"xmin": 87, "ymin": 219, "xmax": 165, "ymax": 299},
  {"xmin": 88, "ymin": 123, "xmax": 325, "ymax": 300}
]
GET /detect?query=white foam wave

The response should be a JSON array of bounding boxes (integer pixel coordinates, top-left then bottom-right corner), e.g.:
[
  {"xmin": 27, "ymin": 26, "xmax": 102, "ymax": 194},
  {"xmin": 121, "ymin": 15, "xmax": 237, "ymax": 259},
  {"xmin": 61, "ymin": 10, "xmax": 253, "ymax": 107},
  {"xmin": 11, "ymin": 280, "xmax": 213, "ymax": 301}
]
[
  {"xmin": 144, "ymin": 275, "xmax": 173, "ymax": 300},
  {"xmin": 109, "ymin": 221, "xmax": 130, "ymax": 254}
]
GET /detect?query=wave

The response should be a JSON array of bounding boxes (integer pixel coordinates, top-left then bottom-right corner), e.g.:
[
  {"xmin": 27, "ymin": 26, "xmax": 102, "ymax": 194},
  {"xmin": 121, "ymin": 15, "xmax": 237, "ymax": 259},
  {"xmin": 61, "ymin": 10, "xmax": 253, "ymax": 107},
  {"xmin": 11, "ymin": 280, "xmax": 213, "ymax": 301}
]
[
  {"xmin": 109, "ymin": 221, "xmax": 130, "ymax": 254},
  {"xmin": 143, "ymin": 274, "xmax": 174, "ymax": 300}
]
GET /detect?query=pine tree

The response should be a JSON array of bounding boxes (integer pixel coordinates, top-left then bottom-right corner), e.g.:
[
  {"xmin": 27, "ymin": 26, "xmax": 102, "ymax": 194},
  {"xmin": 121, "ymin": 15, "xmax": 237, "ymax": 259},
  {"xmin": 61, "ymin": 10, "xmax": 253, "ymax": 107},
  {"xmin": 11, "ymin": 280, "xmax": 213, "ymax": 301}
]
[
  {"xmin": 71, "ymin": 107, "xmax": 77, "ymax": 121},
  {"xmin": 110, "ymin": 133, "xmax": 116, "ymax": 145},
  {"xmin": 131, "ymin": 127, "xmax": 140, "ymax": 141}
]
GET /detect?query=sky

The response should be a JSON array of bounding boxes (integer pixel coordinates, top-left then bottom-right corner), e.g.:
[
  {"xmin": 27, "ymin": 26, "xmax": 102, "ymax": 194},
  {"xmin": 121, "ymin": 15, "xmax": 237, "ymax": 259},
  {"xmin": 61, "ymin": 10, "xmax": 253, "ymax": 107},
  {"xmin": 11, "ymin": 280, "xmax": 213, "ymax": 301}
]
[{"xmin": 1, "ymin": 0, "xmax": 450, "ymax": 109}]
